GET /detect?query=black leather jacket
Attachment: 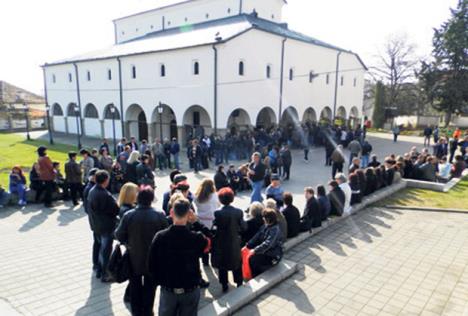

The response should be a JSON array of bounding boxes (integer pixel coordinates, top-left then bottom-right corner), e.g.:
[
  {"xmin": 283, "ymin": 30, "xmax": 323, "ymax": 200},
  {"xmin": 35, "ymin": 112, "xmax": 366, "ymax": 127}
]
[{"xmin": 247, "ymin": 224, "xmax": 283, "ymax": 260}]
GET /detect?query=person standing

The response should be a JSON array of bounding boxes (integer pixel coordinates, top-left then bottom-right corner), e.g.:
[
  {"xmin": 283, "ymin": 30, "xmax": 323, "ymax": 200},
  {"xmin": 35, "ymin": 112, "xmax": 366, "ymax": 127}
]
[
  {"xmin": 116, "ymin": 138, "xmax": 127, "ymax": 155},
  {"xmin": 330, "ymin": 145, "xmax": 345, "ymax": 179},
  {"xmin": 125, "ymin": 151, "xmax": 140, "ymax": 184},
  {"xmin": 37, "ymin": 146, "xmax": 55, "ymax": 208},
  {"xmin": 136, "ymin": 154, "xmax": 155, "ymax": 187},
  {"xmin": 423, "ymin": 126, "xmax": 433, "ymax": 147},
  {"xmin": 88, "ymin": 170, "xmax": 119, "ymax": 282},
  {"xmin": 347, "ymin": 138, "xmax": 362, "ymax": 165},
  {"xmin": 280, "ymin": 144, "xmax": 292, "ymax": 181},
  {"xmin": 148, "ymin": 198, "xmax": 210, "ymax": 316},
  {"xmin": 170, "ymin": 137, "xmax": 181, "ymax": 170},
  {"xmin": 83, "ymin": 168, "xmax": 99, "ymax": 272},
  {"xmin": 115, "ymin": 186, "xmax": 169, "ymax": 315},
  {"xmin": 360, "ymin": 140, "xmax": 372, "ymax": 168},
  {"xmin": 248, "ymin": 152, "xmax": 266, "ymax": 203},
  {"xmin": 129, "ymin": 137, "xmax": 139, "ymax": 152},
  {"xmin": 211, "ymin": 188, "xmax": 246, "ymax": 293},
  {"xmin": 80, "ymin": 149, "xmax": 95, "ymax": 183},
  {"xmin": 65, "ymin": 152, "xmax": 83, "ymax": 206},
  {"xmin": 188, "ymin": 139, "xmax": 202, "ymax": 174},
  {"xmin": 392, "ymin": 125, "xmax": 400, "ymax": 143},
  {"xmin": 99, "ymin": 148, "xmax": 114, "ymax": 174}
]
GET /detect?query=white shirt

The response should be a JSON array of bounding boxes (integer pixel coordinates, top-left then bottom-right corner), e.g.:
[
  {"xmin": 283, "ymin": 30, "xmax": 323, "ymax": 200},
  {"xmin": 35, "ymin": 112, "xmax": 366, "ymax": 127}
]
[
  {"xmin": 340, "ymin": 131, "xmax": 347, "ymax": 141},
  {"xmin": 339, "ymin": 182, "xmax": 352, "ymax": 214},
  {"xmin": 194, "ymin": 193, "xmax": 219, "ymax": 228}
]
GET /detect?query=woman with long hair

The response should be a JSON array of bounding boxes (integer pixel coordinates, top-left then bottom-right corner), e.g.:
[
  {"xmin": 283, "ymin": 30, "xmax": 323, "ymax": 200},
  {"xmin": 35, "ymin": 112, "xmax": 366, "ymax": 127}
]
[
  {"xmin": 194, "ymin": 178, "xmax": 219, "ymax": 265},
  {"xmin": 117, "ymin": 182, "xmax": 139, "ymax": 218},
  {"xmin": 9, "ymin": 166, "xmax": 27, "ymax": 206},
  {"xmin": 124, "ymin": 151, "xmax": 140, "ymax": 184}
]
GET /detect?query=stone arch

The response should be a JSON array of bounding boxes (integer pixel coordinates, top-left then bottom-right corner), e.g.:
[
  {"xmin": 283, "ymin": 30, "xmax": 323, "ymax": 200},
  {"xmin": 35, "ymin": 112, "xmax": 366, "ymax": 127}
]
[
  {"xmin": 336, "ymin": 106, "xmax": 347, "ymax": 119},
  {"xmin": 84, "ymin": 103, "xmax": 99, "ymax": 119},
  {"xmin": 52, "ymin": 103, "xmax": 63, "ymax": 116},
  {"xmin": 125, "ymin": 104, "xmax": 148, "ymax": 141},
  {"xmin": 67, "ymin": 103, "xmax": 78, "ymax": 117},
  {"xmin": 349, "ymin": 106, "xmax": 360, "ymax": 119},
  {"xmin": 320, "ymin": 107, "xmax": 333, "ymax": 123},
  {"xmin": 227, "ymin": 109, "xmax": 252, "ymax": 134},
  {"xmin": 281, "ymin": 106, "xmax": 300, "ymax": 127},
  {"xmin": 103, "ymin": 104, "xmax": 122, "ymax": 139},
  {"xmin": 182, "ymin": 105, "xmax": 213, "ymax": 142},
  {"xmin": 256, "ymin": 107, "xmax": 277, "ymax": 129},
  {"xmin": 302, "ymin": 107, "xmax": 317, "ymax": 124},
  {"xmin": 151, "ymin": 103, "xmax": 178, "ymax": 141}
]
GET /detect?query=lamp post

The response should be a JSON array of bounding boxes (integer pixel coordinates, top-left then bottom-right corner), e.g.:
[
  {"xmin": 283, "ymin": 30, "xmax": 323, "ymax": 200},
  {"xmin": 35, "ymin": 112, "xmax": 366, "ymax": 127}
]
[
  {"xmin": 157, "ymin": 102, "xmax": 164, "ymax": 140},
  {"xmin": 16, "ymin": 93, "xmax": 30, "ymax": 141},
  {"xmin": 110, "ymin": 104, "xmax": 117, "ymax": 156},
  {"xmin": 74, "ymin": 104, "xmax": 82, "ymax": 150},
  {"xmin": 45, "ymin": 104, "xmax": 54, "ymax": 144}
]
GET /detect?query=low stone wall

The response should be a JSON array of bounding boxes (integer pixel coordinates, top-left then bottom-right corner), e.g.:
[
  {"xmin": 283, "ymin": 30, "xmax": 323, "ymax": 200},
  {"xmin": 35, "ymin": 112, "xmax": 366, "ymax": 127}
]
[{"xmin": 403, "ymin": 170, "xmax": 467, "ymax": 192}]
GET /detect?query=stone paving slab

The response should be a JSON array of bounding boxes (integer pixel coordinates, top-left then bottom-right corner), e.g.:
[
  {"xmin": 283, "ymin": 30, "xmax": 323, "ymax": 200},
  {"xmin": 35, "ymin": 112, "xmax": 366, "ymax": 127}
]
[{"xmin": 235, "ymin": 207, "xmax": 468, "ymax": 315}]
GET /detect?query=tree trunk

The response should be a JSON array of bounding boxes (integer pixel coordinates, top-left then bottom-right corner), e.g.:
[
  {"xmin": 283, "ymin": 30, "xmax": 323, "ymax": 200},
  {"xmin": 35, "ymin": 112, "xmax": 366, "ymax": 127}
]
[{"xmin": 444, "ymin": 107, "xmax": 452, "ymax": 127}]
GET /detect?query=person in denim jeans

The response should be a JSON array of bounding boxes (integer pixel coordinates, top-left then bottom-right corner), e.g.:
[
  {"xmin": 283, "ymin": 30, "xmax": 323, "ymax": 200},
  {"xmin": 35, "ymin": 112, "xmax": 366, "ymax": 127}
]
[
  {"xmin": 248, "ymin": 152, "xmax": 266, "ymax": 203},
  {"xmin": 170, "ymin": 138, "xmax": 181, "ymax": 170},
  {"xmin": 9, "ymin": 166, "xmax": 27, "ymax": 206}
]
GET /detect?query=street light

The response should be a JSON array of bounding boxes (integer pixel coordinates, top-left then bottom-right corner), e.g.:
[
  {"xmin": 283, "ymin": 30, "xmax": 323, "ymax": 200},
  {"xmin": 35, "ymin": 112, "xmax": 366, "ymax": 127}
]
[
  {"xmin": 16, "ymin": 93, "xmax": 30, "ymax": 141},
  {"xmin": 74, "ymin": 104, "xmax": 82, "ymax": 150},
  {"xmin": 157, "ymin": 102, "xmax": 164, "ymax": 140},
  {"xmin": 45, "ymin": 104, "xmax": 54, "ymax": 144},
  {"xmin": 110, "ymin": 104, "xmax": 117, "ymax": 156}
]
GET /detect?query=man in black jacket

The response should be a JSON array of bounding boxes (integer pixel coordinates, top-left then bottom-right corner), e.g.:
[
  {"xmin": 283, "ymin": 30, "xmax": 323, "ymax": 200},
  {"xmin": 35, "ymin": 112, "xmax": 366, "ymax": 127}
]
[
  {"xmin": 83, "ymin": 168, "xmax": 99, "ymax": 272},
  {"xmin": 328, "ymin": 180, "xmax": 345, "ymax": 216},
  {"xmin": 115, "ymin": 186, "xmax": 169, "ymax": 316},
  {"xmin": 64, "ymin": 152, "xmax": 83, "ymax": 206},
  {"xmin": 88, "ymin": 170, "xmax": 120, "ymax": 282},
  {"xmin": 281, "ymin": 192, "xmax": 300, "ymax": 238},
  {"xmin": 148, "ymin": 198, "xmax": 209, "ymax": 316},
  {"xmin": 300, "ymin": 187, "xmax": 322, "ymax": 231}
]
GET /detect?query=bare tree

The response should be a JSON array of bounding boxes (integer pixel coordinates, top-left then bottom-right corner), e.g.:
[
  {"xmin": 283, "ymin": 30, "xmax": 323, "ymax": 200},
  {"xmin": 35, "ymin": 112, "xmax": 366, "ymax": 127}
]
[{"xmin": 372, "ymin": 34, "xmax": 419, "ymax": 115}]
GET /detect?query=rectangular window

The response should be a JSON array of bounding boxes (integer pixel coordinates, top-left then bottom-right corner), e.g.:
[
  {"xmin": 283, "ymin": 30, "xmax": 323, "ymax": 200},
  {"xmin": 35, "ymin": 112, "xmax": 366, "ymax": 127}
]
[
  {"xmin": 52, "ymin": 74, "xmax": 56, "ymax": 84},
  {"xmin": 353, "ymin": 78, "xmax": 357, "ymax": 87},
  {"xmin": 108, "ymin": 69, "xmax": 112, "ymax": 80},
  {"xmin": 340, "ymin": 76, "xmax": 344, "ymax": 86},
  {"xmin": 87, "ymin": 71, "xmax": 91, "ymax": 81},
  {"xmin": 68, "ymin": 73, "xmax": 72, "ymax": 82},
  {"xmin": 131, "ymin": 66, "xmax": 136, "ymax": 79},
  {"xmin": 326, "ymin": 74, "xmax": 330, "ymax": 85}
]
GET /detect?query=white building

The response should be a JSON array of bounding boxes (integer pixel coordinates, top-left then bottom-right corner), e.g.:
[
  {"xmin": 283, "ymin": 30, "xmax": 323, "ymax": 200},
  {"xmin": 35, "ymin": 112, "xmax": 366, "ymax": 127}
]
[{"xmin": 43, "ymin": 0, "xmax": 367, "ymax": 143}]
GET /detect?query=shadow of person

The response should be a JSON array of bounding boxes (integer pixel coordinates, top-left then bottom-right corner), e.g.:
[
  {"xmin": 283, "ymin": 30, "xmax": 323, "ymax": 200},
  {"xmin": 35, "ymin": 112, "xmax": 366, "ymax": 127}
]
[
  {"xmin": 18, "ymin": 206, "xmax": 55, "ymax": 232},
  {"xmin": 75, "ymin": 274, "xmax": 113, "ymax": 316},
  {"xmin": 57, "ymin": 204, "xmax": 87, "ymax": 226}
]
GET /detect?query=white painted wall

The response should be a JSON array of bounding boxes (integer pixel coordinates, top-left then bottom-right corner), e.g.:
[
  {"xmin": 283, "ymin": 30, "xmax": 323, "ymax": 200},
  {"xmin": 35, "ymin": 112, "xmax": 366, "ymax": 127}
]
[
  {"xmin": 84, "ymin": 118, "xmax": 102, "ymax": 137},
  {"xmin": 53, "ymin": 116, "xmax": 66, "ymax": 133},
  {"xmin": 242, "ymin": 0, "xmax": 284, "ymax": 21},
  {"xmin": 104, "ymin": 120, "xmax": 123, "ymax": 139}
]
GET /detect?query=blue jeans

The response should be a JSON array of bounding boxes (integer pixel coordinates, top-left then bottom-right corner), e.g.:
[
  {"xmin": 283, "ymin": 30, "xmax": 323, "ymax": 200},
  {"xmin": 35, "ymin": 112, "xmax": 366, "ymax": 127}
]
[
  {"xmin": 361, "ymin": 155, "xmax": 369, "ymax": 168},
  {"xmin": 98, "ymin": 234, "xmax": 113, "ymax": 276},
  {"xmin": 251, "ymin": 180, "xmax": 263, "ymax": 203},
  {"xmin": 159, "ymin": 287, "xmax": 200, "ymax": 316},
  {"xmin": 11, "ymin": 185, "xmax": 27, "ymax": 203},
  {"xmin": 172, "ymin": 153, "xmax": 180, "ymax": 170}
]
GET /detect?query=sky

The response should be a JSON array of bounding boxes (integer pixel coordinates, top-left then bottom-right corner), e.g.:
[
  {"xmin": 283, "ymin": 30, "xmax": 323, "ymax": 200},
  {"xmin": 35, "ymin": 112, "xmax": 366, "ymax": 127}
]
[{"xmin": 0, "ymin": 0, "xmax": 459, "ymax": 95}]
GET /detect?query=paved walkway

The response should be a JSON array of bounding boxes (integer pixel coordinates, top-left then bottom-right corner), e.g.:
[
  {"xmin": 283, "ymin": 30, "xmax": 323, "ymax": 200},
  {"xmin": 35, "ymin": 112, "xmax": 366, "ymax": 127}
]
[{"xmin": 236, "ymin": 207, "xmax": 468, "ymax": 316}]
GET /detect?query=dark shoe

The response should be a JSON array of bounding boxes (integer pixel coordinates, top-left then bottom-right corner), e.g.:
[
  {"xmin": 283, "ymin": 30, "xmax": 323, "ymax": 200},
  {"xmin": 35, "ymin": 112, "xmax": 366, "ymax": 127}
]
[
  {"xmin": 101, "ymin": 275, "xmax": 113, "ymax": 283},
  {"xmin": 95, "ymin": 270, "xmax": 102, "ymax": 279},
  {"xmin": 222, "ymin": 284, "xmax": 228, "ymax": 293},
  {"xmin": 199, "ymin": 279, "xmax": 210, "ymax": 288},
  {"xmin": 236, "ymin": 282, "xmax": 243, "ymax": 288},
  {"xmin": 73, "ymin": 201, "xmax": 79, "ymax": 206}
]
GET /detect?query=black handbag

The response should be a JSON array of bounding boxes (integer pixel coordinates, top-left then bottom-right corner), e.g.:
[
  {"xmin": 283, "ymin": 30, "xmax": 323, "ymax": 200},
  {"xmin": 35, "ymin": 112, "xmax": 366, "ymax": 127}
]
[{"xmin": 108, "ymin": 243, "xmax": 131, "ymax": 283}]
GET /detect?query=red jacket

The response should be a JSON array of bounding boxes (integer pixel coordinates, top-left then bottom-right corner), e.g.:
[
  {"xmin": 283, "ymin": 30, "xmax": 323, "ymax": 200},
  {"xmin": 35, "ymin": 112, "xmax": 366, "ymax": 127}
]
[{"xmin": 38, "ymin": 156, "xmax": 55, "ymax": 181}]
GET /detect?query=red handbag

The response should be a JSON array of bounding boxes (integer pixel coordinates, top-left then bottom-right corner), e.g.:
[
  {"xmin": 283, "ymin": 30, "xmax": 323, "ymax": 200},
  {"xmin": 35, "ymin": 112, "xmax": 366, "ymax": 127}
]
[{"xmin": 241, "ymin": 247, "xmax": 254, "ymax": 281}]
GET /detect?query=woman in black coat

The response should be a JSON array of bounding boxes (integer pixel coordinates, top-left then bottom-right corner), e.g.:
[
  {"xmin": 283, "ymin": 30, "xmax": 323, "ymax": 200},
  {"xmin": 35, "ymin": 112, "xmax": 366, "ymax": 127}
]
[
  {"xmin": 242, "ymin": 202, "xmax": 264, "ymax": 245},
  {"xmin": 355, "ymin": 170, "xmax": 367, "ymax": 199},
  {"xmin": 124, "ymin": 151, "xmax": 140, "ymax": 184},
  {"xmin": 211, "ymin": 188, "xmax": 246, "ymax": 292},
  {"xmin": 349, "ymin": 173, "xmax": 361, "ymax": 205},
  {"xmin": 374, "ymin": 167, "xmax": 384, "ymax": 190},
  {"xmin": 365, "ymin": 168, "xmax": 377, "ymax": 195},
  {"xmin": 214, "ymin": 165, "xmax": 230, "ymax": 191}
]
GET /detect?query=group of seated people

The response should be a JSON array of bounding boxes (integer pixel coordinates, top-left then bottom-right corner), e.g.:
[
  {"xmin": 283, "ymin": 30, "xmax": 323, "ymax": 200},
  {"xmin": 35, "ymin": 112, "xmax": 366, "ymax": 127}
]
[{"xmin": 397, "ymin": 146, "xmax": 466, "ymax": 183}]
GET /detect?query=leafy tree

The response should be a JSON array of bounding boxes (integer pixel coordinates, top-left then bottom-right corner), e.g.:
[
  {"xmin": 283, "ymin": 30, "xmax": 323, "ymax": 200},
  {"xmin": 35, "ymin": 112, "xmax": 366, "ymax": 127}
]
[
  {"xmin": 420, "ymin": 0, "xmax": 468, "ymax": 125},
  {"xmin": 373, "ymin": 81, "xmax": 386, "ymax": 128}
]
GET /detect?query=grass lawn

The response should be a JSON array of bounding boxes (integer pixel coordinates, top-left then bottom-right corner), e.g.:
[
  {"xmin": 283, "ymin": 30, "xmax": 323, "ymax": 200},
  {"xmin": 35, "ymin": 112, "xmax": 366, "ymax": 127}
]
[
  {"xmin": 376, "ymin": 177, "xmax": 468, "ymax": 210},
  {"xmin": 0, "ymin": 133, "xmax": 75, "ymax": 189}
]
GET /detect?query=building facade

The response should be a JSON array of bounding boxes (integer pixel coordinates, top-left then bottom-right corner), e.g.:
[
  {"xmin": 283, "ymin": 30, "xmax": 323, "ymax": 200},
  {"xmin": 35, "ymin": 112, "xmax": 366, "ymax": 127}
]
[{"xmin": 43, "ymin": 0, "xmax": 367, "ymax": 143}]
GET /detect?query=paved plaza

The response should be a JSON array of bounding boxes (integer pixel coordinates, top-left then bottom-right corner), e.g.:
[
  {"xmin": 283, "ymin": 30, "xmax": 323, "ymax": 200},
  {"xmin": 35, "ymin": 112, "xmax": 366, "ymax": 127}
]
[{"xmin": 1, "ymin": 132, "xmax": 467, "ymax": 315}]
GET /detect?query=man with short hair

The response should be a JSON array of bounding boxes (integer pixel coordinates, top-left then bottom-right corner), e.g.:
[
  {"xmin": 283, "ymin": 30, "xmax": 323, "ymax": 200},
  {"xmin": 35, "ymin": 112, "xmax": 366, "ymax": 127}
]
[
  {"xmin": 327, "ymin": 180, "xmax": 345, "ymax": 216},
  {"xmin": 149, "ymin": 198, "xmax": 210, "ymax": 316},
  {"xmin": 170, "ymin": 137, "xmax": 181, "ymax": 170},
  {"xmin": 64, "ymin": 151, "xmax": 82, "ymax": 206},
  {"xmin": 300, "ymin": 187, "xmax": 322, "ymax": 231},
  {"xmin": 83, "ymin": 168, "xmax": 99, "ymax": 272},
  {"xmin": 330, "ymin": 145, "xmax": 345, "ymax": 179},
  {"xmin": 80, "ymin": 149, "xmax": 94, "ymax": 182},
  {"xmin": 349, "ymin": 158, "xmax": 361, "ymax": 174},
  {"xmin": 265, "ymin": 174, "xmax": 284, "ymax": 207},
  {"xmin": 88, "ymin": 170, "xmax": 119, "ymax": 282},
  {"xmin": 37, "ymin": 146, "xmax": 55, "ymax": 208},
  {"xmin": 115, "ymin": 186, "xmax": 169, "ymax": 315},
  {"xmin": 423, "ymin": 126, "xmax": 433, "ymax": 147},
  {"xmin": 117, "ymin": 138, "xmax": 127, "ymax": 155},
  {"xmin": 347, "ymin": 138, "xmax": 362, "ymax": 165}
]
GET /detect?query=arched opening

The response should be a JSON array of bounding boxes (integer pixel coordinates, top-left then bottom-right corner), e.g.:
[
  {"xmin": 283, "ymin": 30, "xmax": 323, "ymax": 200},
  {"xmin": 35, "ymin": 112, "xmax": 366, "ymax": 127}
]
[
  {"xmin": 84, "ymin": 103, "xmax": 101, "ymax": 137},
  {"xmin": 227, "ymin": 109, "xmax": 251, "ymax": 135},
  {"xmin": 103, "ymin": 104, "xmax": 122, "ymax": 139},
  {"xmin": 67, "ymin": 103, "xmax": 78, "ymax": 117},
  {"xmin": 66, "ymin": 103, "xmax": 80, "ymax": 135},
  {"xmin": 183, "ymin": 105, "xmax": 212, "ymax": 144},
  {"xmin": 125, "ymin": 104, "xmax": 148, "ymax": 141},
  {"xmin": 53, "ymin": 103, "xmax": 63, "ymax": 116},
  {"xmin": 256, "ymin": 107, "xmax": 277, "ymax": 130},
  {"xmin": 320, "ymin": 107, "xmax": 333, "ymax": 124},
  {"xmin": 302, "ymin": 108, "xmax": 317, "ymax": 125},
  {"xmin": 336, "ymin": 106, "xmax": 347, "ymax": 126},
  {"xmin": 52, "ymin": 103, "xmax": 66, "ymax": 133},
  {"xmin": 151, "ymin": 104, "xmax": 178, "ymax": 141},
  {"xmin": 281, "ymin": 106, "xmax": 299, "ymax": 127},
  {"xmin": 349, "ymin": 106, "xmax": 360, "ymax": 129}
]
